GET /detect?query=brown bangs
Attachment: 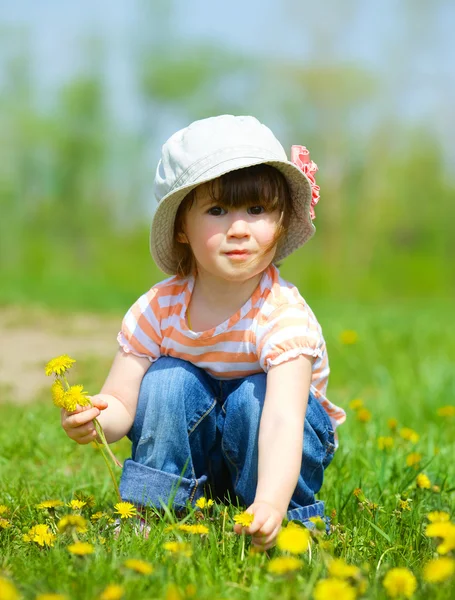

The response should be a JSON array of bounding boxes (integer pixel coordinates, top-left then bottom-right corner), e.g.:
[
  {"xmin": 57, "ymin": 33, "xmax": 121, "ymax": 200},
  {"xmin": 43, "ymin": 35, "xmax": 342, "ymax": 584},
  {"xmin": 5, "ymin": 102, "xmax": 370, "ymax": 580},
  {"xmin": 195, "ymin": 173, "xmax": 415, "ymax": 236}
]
[{"xmin": 206, "ymin": 164, "xmax": 290, "ymax": 213}]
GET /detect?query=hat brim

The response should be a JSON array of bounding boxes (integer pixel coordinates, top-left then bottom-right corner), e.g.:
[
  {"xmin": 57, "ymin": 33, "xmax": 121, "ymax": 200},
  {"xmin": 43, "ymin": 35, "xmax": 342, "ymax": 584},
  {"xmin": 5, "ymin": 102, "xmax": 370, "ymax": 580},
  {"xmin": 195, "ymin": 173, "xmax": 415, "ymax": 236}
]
[{"xmin": 150, "ymin": 156, "xmax": 315, "ymax": 275}]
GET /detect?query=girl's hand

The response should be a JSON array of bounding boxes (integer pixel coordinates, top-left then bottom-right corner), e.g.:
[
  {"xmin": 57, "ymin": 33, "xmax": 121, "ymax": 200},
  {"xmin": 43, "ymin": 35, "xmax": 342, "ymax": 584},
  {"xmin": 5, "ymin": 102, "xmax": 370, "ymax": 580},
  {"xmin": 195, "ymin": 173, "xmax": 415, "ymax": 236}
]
[
  {"xmin": 61, "ymin": 397, "xmax": 108, "ymax": 445},
  {"xmin": 233, "ymin": 501, "xmax": 284, "ymax": 550}
]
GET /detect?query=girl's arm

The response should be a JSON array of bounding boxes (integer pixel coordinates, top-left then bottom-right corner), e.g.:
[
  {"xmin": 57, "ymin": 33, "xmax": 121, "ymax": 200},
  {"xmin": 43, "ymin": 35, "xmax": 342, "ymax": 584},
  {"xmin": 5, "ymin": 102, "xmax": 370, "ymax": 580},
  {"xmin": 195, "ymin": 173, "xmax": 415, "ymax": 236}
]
[
  {"xmin": 61, "ymin": 350, "xmax": 151, "ymax": 444},
  {"xmin": 254, "ymin": 354, "xmax": 312, "ymax": 514},
  {"xmin": 234, "ymin": 355, "xmax": 312, "ymax": 548}
]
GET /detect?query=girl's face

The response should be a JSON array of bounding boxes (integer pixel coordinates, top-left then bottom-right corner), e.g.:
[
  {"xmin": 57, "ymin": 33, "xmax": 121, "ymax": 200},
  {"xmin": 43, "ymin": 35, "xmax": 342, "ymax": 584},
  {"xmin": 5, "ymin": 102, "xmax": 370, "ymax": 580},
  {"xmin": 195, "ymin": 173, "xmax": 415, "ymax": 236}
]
[{"xmin": 181, "ymin": 182, "xmax": 281, "ymax": 282}]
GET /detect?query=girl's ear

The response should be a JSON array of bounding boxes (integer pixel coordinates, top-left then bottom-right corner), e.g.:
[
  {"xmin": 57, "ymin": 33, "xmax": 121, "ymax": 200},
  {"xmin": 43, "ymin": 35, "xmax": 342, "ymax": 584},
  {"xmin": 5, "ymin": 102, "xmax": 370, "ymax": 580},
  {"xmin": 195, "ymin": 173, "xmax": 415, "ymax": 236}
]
[{"xmin": 176, "ymin": 232, "xmax": 188, "ymax": 244}]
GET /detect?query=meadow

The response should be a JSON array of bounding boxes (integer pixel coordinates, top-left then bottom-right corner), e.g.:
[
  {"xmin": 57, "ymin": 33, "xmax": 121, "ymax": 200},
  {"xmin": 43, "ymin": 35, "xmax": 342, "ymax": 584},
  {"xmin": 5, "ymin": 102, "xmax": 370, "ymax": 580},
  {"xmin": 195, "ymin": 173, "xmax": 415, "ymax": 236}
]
[{"xmin": 1, "ymin": 300, "xmax": 454, "ymax": 599}]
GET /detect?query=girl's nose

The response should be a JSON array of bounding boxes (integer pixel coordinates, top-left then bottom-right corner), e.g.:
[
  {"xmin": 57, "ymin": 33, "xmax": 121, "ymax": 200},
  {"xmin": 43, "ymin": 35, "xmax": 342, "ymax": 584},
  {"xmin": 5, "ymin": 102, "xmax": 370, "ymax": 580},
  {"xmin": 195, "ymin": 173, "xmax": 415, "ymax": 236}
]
[{"xmin": 227, "ymin": 211, "xmax": 250, "ymax": 237}]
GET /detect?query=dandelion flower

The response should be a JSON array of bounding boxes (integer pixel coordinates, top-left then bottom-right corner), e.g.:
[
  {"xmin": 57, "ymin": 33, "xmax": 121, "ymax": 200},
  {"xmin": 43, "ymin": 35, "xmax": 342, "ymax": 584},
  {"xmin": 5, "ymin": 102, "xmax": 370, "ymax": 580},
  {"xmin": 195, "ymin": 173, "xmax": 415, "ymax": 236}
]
[
  {"xmin": 399, "ymin": 499, "xmax": 412, "ymax": 512},
  {"xmin": 436, "ymin": 405, "xmax": 455, "ymax": 417},
  {"xmin": 91, "ymin": 511, "xmax": 105, "ymax": 521},
  {"xmin": 378, "ymin": 436, "xmax": 394, "ymax": 451},
  {"xmin": 0, "ymin": 518, "xmax": 11, "ymax": 529},
  {"xmin": 36, "ymin": 594, "xmax": 69, "ymax": 600},
  {"xmin": 356, "ymin": 408, "xmax": 371, "ymax": 423},
  {"xmin": 36, "ymin": 499, "xmax": 64, "ymax": 510},
  {"xmin": 23, "ymin": 524, "xmax": 56, "ymax": 547},
  {"xmin": 399, "ymin": 428, "xmax": 419, "ymax": 443},
  {"xmin": 165, "ymin": 584, "xmax": 183, "ymax": 600},
  {"xmin": 0, "ymin": 578, "xmax": 19, "ymax": 600},
  {"xmin": 328, "ymin": 558, "xmax": 361, "ymax": 580},
  {"xmin": 62, "ymin": 385, "xmax": 90, "ymax": 411},
  {"xmin": 114, "ymin": 501, "xmax": 137, "ymax": 519},
  {"xmin": 58, "ymin": 515, "xmax": 88, "ymax": 533},
  {"xmin": 123, "ymin": 558, "xmax": 154, "ymax": 575},
  {"xmin": 45, "ymin": 355, "xmax": 76, "ymax": 376},
  {"xmin": 233, "ymin": 511, "xmax": 254, "ymax": 527},
  {"xmin": 339, "ymin": 330, "xmax": 358, "ymax": 345},
  {"xmin": 426, "ymin": 521, "xmax": 455, "ymax": 554},
  {"xmin": 277, "ymin": 524, "xmax": 310, "ymax": 554},
  {"xmin": 416, "ymin": 473, "xmax": 431, "ymax": 489},
  {"xmin": 387, "ymin": 418, "xmax": 398, "ymax": 430},
  {"xmin": 313, "ymin": 578, "xmax": 356, "ymax": 600},
  {"xmin": 267, "ymin": 556, "xmax": 303, "ymax": 575},
  {"xmin": 406, "ymin": 453, "xmax": 422, "ymax": 467},
  {"xmin": 51, "ymin": 379, "xmax": 66, "ymax": 408},
  {"xmin": 382, "ymin": 567, "xmax": 417, "ymax": 599},
  {"xmin": 99, "ymin": 584, "xmax": 125, "ymax": 600},
  {"xmin": 0, "ymin": 505, "xmax": 8, "ymax": 515},
  {"xmin": 67, "ymin": 499, "xmax": 86, "ymax": 510},
  {"xmin": 427, "ymin": 511, "xmax": 450, "ymax": 523},
  {"xmin": 163, "ymin": 541, "xmax": 193, "ymax": 557},
  {"xmin": 423, "ymin": 557, "xmax": 455, "ymax": 583},
  {"xmin": 177, "ymin": 524, "xmax": 209, "ymax": 535},
  {"xmin": 67, "ymin": 541, "xmax": 94, "ymax": 556},
  {"xmin": 195, "ymin": 497, "xmax": 214, "ymax": 509},
  {"xmin": 349, "ymin": 399, "xmax": 363, "ymax": 410}
]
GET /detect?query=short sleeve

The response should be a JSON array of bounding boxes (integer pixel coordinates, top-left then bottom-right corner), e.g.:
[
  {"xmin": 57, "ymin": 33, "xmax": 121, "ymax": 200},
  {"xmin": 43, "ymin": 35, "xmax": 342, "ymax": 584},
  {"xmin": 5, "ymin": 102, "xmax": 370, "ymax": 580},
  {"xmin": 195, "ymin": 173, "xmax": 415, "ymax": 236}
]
[
  {"xmin": 256, "ymin": 303, "xmax": 323, "ymax": 372},
  {"xmin": 117, "ymin": 288, "xmax": 162, "ymax": 362}
]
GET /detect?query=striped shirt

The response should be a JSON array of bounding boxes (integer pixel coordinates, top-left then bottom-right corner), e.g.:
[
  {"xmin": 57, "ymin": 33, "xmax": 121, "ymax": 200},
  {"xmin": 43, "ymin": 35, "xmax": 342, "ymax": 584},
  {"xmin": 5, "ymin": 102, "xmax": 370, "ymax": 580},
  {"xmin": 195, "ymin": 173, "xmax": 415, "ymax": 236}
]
[{"xmin": 118, "ymin": 264, "xmax": 346, "ymax": 432}]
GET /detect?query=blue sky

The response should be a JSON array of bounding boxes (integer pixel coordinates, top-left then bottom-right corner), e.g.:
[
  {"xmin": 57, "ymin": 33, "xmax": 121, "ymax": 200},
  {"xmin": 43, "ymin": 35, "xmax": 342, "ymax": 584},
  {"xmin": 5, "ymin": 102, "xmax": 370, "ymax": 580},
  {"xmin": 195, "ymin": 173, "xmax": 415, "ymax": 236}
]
[{"xmin": 1, "ymin": 0, "xmax": 454, "ymax": 161}]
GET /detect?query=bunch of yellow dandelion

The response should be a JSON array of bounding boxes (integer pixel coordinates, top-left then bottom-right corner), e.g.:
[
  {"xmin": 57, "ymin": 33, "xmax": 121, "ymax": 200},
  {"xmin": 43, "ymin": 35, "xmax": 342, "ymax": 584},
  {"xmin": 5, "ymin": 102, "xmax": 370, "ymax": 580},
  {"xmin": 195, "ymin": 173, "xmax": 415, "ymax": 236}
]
[
  {"xmin": 427, "ymin": 511, "xmax": 450, "ymax": 523},
  {"xmin": 277, "ymin": 524, "xmax": 310, "ymax": 554},
  {"xmin": 0, "ymin": 517, "xmax": 11, "ymax": 529},
  {"xmin": 45, "ymin": 354, "xmax": 122, "ymax": 500},
  {"xmin": 267, "ymin": 556, "xmax": 303, "ymax": 575},
  {"xmin": 382, "ymin": 567, "xmax": 417, "ymax": 599},
  {"xmin": 423, "ymin": 557, "xmax": 455, "ymax": 583},
  {"xmin": 123, "ymin": 558, "xmax": 154, "ymax": 575},
  {"xmin": 23, "ymin": 524, "xmax": 56, "ymax": 547}
]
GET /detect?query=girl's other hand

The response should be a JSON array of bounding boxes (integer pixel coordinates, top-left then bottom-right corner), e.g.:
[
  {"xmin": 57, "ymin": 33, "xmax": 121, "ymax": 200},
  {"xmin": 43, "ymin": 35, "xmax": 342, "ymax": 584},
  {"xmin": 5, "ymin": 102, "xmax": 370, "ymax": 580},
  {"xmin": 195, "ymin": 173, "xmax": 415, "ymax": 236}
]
[
  {"xmin": 233, "ymin": 501, "xmax": 284, "ymax": 550},
  {"xmin": 61, "ymin": 396, "xmax": 108, "ymax": 445}
]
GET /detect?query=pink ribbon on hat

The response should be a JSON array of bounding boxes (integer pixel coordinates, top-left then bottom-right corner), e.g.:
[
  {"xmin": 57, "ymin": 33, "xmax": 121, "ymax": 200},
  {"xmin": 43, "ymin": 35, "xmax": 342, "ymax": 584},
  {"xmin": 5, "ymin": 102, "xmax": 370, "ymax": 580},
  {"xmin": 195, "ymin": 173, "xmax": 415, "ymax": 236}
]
[{"xmin": 291, "ymin": 145, "xmax": 320, "ymax": 220}]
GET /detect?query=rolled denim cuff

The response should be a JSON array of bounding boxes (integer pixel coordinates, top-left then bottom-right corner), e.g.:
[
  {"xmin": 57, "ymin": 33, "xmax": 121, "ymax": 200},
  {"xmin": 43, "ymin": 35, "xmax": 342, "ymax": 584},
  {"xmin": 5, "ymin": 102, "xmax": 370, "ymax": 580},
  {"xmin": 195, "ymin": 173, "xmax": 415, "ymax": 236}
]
[
  {"xmin": 119, "ymin": 459, "xmax": 207, "ymax": 509},
  {"xmin": 287, "ymin": 499, "xmax": 325, "ymax": 523}
]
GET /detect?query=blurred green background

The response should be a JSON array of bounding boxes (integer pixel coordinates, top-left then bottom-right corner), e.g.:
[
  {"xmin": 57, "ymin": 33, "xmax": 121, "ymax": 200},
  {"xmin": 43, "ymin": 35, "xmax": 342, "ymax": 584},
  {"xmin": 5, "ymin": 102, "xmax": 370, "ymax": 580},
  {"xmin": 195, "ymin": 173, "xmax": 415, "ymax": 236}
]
[{"xmin": 1, "ymin": 0, "xmax": 454, "ymax": 313}]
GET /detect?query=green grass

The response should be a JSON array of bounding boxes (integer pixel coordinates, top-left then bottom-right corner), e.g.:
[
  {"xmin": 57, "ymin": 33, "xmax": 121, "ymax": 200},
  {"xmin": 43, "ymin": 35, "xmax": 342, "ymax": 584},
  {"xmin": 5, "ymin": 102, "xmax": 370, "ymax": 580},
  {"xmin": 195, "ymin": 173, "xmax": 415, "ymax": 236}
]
[{"xmin": 1, "ymin": 301, "xmax": 455, "ymax": 599}]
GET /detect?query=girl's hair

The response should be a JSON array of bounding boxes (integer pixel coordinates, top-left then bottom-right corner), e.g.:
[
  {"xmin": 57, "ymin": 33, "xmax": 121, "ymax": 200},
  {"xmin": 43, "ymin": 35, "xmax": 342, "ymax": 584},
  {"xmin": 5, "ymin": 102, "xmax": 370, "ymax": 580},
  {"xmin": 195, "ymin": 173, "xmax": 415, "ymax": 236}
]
[{"xmin": 173, "ymin": 164, "xmax": 294, "ymax": 277}]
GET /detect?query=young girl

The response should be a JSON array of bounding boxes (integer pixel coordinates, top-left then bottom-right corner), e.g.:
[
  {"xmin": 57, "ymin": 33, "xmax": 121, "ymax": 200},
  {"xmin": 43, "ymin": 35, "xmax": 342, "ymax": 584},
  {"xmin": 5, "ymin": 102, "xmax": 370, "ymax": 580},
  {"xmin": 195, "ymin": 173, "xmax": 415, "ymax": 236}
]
[{"xmin": 61, "ymin": 115, "xmax": 346, "ymax": 550}]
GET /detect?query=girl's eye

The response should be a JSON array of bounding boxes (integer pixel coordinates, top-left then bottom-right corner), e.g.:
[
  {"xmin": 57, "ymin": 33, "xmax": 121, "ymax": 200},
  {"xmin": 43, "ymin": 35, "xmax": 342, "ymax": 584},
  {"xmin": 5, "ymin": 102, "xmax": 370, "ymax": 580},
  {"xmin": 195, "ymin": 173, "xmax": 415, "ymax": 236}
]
[
  {"xmin": 248, "ymin": 205, "xmax": 265, "ymax": 215},
  {"xmin": 207, "ymin": 206, "xmax": 226, "ymax": 216}
]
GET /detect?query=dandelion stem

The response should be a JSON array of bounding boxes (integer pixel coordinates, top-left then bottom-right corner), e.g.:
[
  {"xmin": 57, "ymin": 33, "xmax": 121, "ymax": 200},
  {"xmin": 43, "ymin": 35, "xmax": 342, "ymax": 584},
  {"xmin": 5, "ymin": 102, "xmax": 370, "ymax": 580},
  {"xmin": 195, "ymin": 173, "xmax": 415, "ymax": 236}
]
[
  {"xmin": 93, "ymin": 418, "xmax": 123, "ymax": 468},
  {"xmin": 95, "ymin": 440, "xmax": 122, "ymax": 502}
]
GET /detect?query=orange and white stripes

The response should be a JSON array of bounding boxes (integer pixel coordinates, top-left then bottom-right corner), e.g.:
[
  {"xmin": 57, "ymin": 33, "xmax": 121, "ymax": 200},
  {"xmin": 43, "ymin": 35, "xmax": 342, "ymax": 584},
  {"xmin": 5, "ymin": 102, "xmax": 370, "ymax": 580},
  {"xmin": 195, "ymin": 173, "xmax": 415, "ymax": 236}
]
[{"xmin": 118, "ymin": 264, "xmax": 346, "ymax": 431}]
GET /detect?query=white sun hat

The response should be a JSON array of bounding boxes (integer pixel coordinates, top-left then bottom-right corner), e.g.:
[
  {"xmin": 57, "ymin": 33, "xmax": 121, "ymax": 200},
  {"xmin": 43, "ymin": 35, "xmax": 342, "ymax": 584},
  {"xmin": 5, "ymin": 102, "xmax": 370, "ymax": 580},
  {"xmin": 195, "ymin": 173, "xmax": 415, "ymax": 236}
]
[{"xmin": 150, "ymin": 114, "xmax": 319, "ymax": 274}]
